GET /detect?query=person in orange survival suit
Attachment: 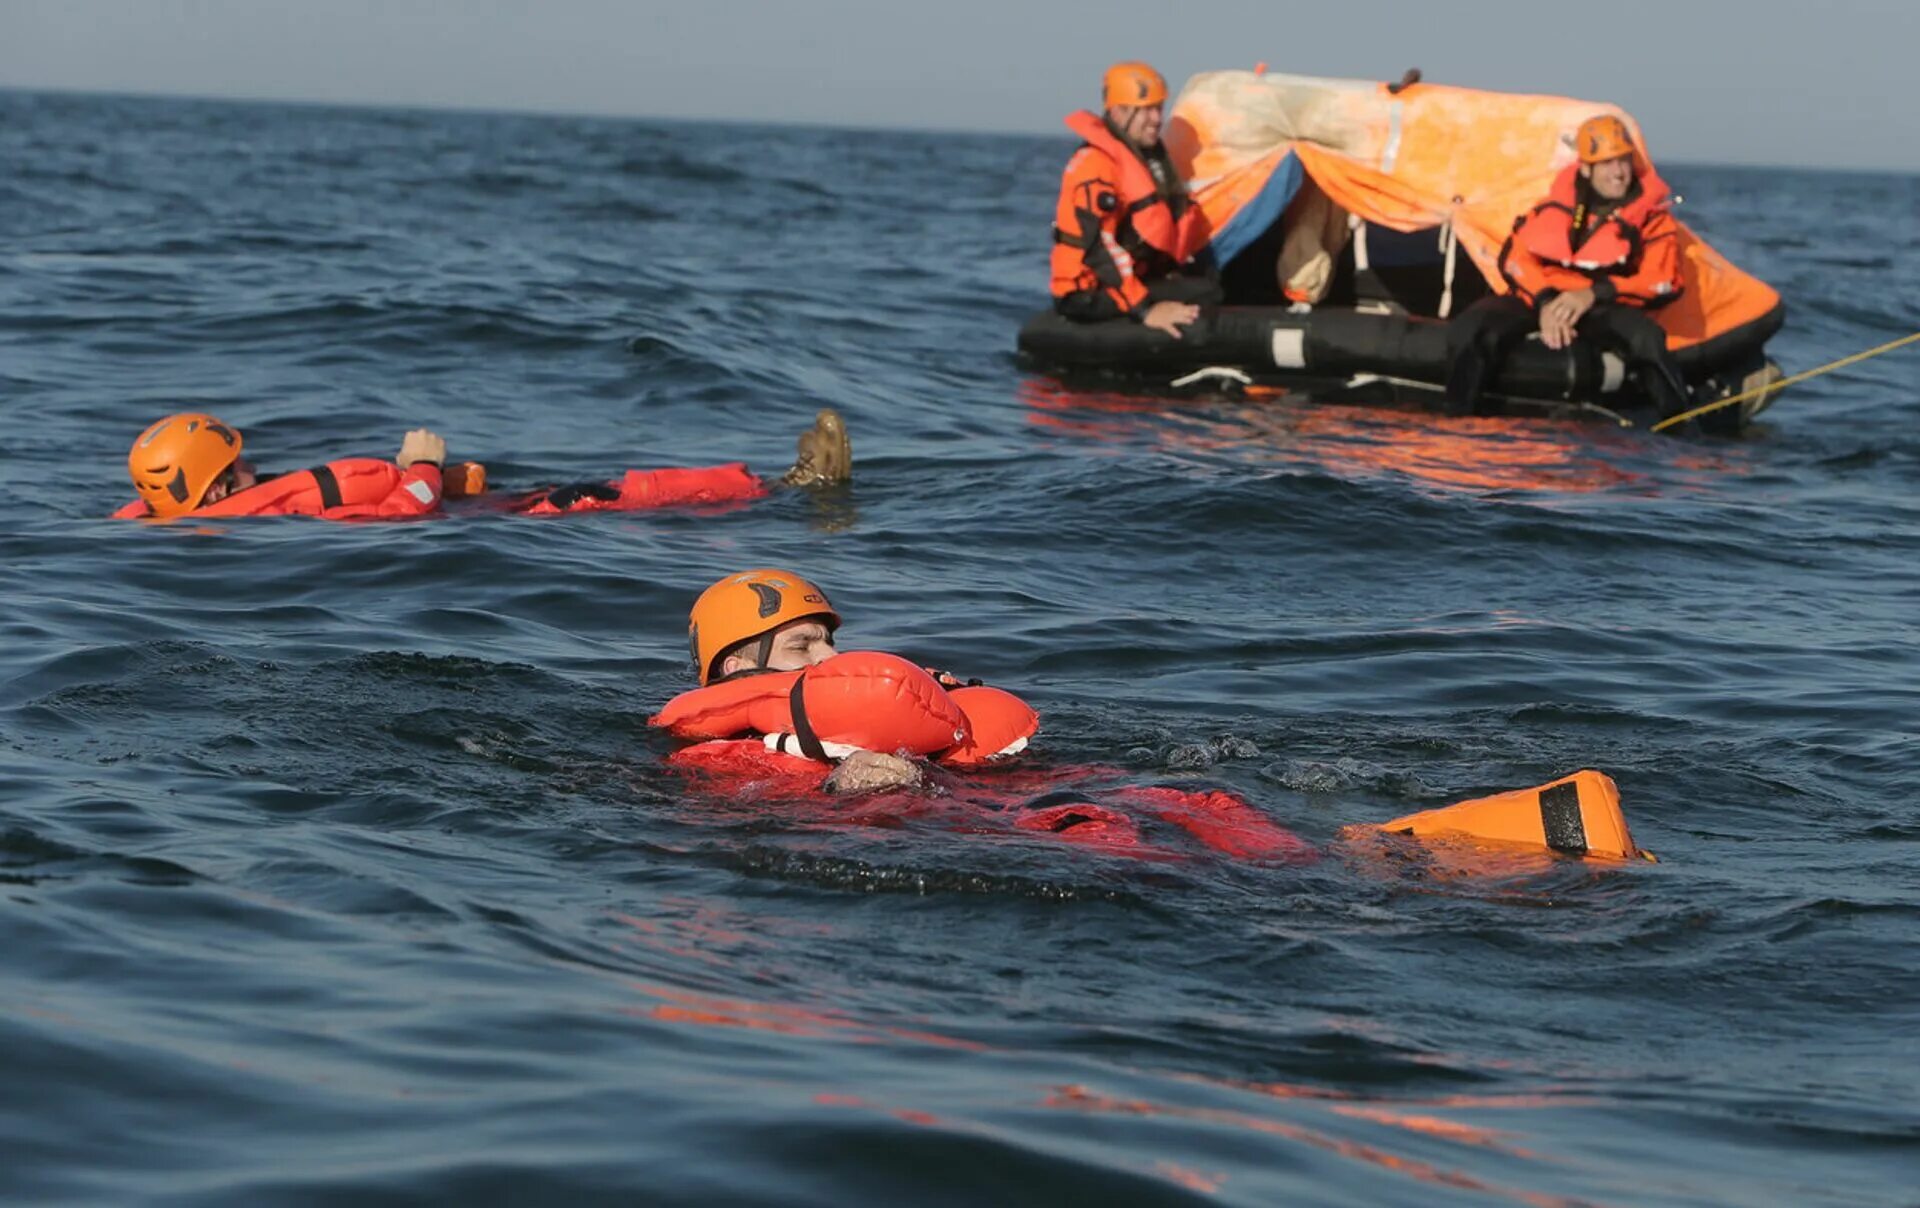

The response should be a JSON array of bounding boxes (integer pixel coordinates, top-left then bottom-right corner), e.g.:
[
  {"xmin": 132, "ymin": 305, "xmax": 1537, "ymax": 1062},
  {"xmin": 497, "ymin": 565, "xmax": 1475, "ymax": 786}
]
[
  {"xmin": 1444, "ymin": 114, "xmax": 1691, "ymax": 419},
  {"xmin": 112, "ymin": 409, "xmax": 851, "ymax": 521},
  {"xmin": 658, "ymin": 570, "xmax": 1315, "ymax": 863},
  {"xmin": 1050, "ymin": 61, "xmax": 1218, "ymax": 340}
]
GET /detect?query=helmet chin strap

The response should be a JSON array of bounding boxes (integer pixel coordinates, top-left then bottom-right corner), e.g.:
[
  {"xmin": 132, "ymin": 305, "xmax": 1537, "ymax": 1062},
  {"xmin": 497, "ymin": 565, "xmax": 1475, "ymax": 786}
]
[{"xmin": 754, "ymin": 632, "xmax": 775, "ymax": 672}]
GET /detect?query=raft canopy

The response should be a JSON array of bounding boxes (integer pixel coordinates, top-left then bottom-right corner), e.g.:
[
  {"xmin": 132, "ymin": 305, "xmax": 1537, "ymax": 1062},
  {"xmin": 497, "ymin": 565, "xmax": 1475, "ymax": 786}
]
[{"xmin": 1164, "ymin": 70, "xmax": 1780, "ymax": 350}]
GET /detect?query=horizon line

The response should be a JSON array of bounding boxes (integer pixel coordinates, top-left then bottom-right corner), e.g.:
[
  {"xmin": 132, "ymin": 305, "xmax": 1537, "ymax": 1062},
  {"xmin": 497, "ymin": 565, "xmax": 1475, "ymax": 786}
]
[{"xmin": 3, "ymin": 81, "xmax": 1914, "ymax": 177}]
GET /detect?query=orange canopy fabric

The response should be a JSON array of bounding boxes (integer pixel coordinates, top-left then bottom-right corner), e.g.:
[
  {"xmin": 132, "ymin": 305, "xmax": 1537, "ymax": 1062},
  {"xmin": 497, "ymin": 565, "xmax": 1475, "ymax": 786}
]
[{"xmin": 1164, "ymin": 71, "xmax": 1779, "ymax": 349}]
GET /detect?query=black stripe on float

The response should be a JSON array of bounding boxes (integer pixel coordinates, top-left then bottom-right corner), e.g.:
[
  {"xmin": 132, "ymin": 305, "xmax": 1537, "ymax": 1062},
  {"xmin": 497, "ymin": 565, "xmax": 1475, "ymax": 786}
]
[
  {"xmin": 311, "ymin": 465, "xmax": 344, "ymax": 510},
  {"xmin": 1539, "ymin": 781, "xmax": 1588, "ymax": 854},
  {"xmin": 786, "ymin": 674, "xmax": 830, "ymax": 764}
]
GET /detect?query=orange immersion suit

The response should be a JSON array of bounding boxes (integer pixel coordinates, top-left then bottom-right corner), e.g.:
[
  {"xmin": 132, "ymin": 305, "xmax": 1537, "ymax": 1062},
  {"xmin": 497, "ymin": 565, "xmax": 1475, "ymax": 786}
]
[
  {"xmin": 112, "ymin": 458, "xmax": 444, "ymax": 520},
  {"xmin": 113, "ymin": 461, "xmax": 769, "ymax": 521},
  {"xmin": 1448, "ymin": 161, "xmax": 1690, "ymax": 416},
  {"xmin": 1499, "ymin": 161, "xmax": 1684, "ymax": 311},
  {"xmin": 1050, "ymin": 111, "xmax": 1214, "ymax": 322}
]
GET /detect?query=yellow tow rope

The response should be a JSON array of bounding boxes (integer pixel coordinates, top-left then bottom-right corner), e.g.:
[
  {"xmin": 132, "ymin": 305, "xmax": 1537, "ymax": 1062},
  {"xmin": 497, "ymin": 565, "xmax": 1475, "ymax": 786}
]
[{"xmin": 1650, "ymin": 329, "xmax": 1920, "ymax": 433}]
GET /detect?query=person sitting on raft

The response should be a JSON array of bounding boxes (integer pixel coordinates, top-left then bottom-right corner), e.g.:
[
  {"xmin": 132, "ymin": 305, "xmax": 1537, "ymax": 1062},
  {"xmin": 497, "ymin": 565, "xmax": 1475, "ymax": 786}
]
[
  {"xmin": 113, "ymin": 409, "xmax": 851, "ymax": 521},
  {"xmin": 1445, "ymin": 114, "xmax": 1691, "ymax": 419},
  {"xmin": 1050, "ymin": 61, "xmax": 1217, "ymax": 341}
]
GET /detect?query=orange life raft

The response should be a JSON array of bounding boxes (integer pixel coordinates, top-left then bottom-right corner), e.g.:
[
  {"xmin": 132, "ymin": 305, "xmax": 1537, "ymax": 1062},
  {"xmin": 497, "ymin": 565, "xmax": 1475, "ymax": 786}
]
[
  {"xmin": 649, "ymin": 651, "xmax": 1039, "ymax": 767},
  {"xmin": 1019, "ymin": 71, "xmax": 1784, "ymax": 423}
]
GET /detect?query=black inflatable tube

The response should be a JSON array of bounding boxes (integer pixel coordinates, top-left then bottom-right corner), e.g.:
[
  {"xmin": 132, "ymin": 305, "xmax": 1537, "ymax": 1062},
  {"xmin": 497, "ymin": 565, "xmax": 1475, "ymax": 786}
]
[{"xmin": 1017, "ymin": 303, "xmax": 1785, "ymax": 402}]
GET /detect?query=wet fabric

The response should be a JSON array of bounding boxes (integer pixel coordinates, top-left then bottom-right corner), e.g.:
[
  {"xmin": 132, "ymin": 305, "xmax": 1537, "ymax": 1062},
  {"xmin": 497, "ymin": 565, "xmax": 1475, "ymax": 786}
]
[{"xmin": 667, "ymin": 739, "xmax": 1314, "ymax": 864}]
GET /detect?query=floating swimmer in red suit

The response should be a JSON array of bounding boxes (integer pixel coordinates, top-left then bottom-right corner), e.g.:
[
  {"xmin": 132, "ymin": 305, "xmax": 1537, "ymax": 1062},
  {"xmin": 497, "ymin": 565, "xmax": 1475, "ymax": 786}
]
[
  {"xmin": 649, "ymin": 568, "xmax": 1315, "ymax": 862},
  {"xmin": 111, "ymin": 409, "xmax": 852, "ymax": 521}
]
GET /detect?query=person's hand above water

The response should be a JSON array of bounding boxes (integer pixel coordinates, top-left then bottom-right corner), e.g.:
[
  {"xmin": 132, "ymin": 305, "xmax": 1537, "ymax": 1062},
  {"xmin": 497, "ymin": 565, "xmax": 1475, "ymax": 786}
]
[
  {"xmin": 824, "ymin": 750, "xmax": 923, "ymax": 795},
  {"xmin": 1142, "ymin": 300, "xmax": 1200, "ymax": 340},
  {"xmin": 398, "ymin": 428, "xmax": 446, "ymax": 468}
]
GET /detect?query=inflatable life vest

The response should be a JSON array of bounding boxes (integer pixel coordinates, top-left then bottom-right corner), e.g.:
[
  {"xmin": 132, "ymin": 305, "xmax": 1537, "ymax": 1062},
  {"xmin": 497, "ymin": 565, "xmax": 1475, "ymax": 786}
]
[
  {"xmin": 1050, "ymin": 111, "xmax": 1209, "ymax": 321},
  {"xmin": 1499, "ymin": 163, "xmax": 1683, "ymax": 310},
  {"xmin": 649, "ymin": 651, "xmax": 1039, "ymax": 767},
  {"xmin": 112, "ymin": 458, "xmax": 442, "ymax": 520}
]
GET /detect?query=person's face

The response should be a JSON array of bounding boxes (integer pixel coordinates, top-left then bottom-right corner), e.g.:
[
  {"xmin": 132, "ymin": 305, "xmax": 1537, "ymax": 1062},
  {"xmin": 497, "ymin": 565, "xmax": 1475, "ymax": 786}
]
[
  {"xmin": 1583, "ymin": 155, "xmax": 1634, "ymax": 202},
  {"xmin": 199, "ymin": 458, "xmax": 257, "ymax": 506},
  {"xmin": 1112, "ymin": 102, "xmax": 1164, "ymax": 149},
  {"xmin": 722, "ymin": 617, "xmax": 837, "ymax": 678}
]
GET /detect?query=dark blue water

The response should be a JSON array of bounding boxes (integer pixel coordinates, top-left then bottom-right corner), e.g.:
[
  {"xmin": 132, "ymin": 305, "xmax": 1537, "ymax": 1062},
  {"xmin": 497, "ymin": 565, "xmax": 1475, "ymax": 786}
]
[{"xmin": 2, "ymin": 90, "xmax": 1916, "ymax": 1205}]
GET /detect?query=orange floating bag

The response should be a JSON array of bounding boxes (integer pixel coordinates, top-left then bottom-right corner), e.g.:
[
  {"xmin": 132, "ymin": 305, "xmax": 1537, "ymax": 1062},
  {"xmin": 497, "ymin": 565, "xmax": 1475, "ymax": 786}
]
[{"xmin": 1372, "ymin": 769, "xmax": 1639, "ymax": 860}]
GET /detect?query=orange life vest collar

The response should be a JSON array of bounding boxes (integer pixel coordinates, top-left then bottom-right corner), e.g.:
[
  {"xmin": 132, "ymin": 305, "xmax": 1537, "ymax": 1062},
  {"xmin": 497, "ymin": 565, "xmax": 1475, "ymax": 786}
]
[
  {"xmin": 1519, "ymin": 163, "xmax": 1672, "ymax": 271},
  {"xmin": 1065, "ymin": 110, "xmax": 1144, "ymax": 174},
  {"xmin": 1062, "ymin": 111, "xmax": 1182, "ymax": 210}
]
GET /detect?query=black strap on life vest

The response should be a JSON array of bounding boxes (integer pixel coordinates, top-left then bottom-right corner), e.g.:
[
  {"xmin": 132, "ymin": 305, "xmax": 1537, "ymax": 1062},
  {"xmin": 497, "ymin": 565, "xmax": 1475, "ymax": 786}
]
[
  {"xmin": 310, "ymin": 465, "xmax": 344, "ymax": 510},
  {"xmin": 786, "ymin": 673, "xmax": 830, "ymax": 763}
]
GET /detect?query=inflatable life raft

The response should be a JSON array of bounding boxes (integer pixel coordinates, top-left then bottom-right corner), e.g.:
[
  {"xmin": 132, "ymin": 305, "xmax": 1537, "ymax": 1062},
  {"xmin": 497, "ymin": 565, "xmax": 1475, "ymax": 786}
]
[{"xmin": 1019, "ymin": 71, "xmax": 1786, "ymax": 428}]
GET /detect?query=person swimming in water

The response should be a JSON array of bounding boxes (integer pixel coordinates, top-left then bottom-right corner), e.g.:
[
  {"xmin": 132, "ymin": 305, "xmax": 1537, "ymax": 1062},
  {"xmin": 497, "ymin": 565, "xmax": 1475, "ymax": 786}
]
[
  {"xmin": 654, "ymin": 567, "xmax": 1328, "ymax": 859},
  {"xmin": 676, "ymin": 567, "xmax": 924, "ymax": 795},
  {"xmin": 112, "ymin": 409, "xmax": 852, "ymax": 520}
]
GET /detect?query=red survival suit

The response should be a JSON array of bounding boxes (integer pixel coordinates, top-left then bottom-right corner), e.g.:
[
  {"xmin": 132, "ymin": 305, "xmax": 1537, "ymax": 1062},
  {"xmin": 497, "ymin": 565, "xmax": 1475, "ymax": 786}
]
[
  {"xmin": 501, "ymin": 464, "xmax": 765, "ymax": 517},
  {"xmin": 1050, "ymin": 111, "xmax": 1212, "ymax": 322},
  {"xmin": 1498, "ymin": 161, "xmax": 1684, "ymax": 310},
  {"xmin": 650, "ymin": 652, "xmax": 1313, "ymax": 864},
  {"xmin": 113, "ymin": 461, "xmax": 766, "ymax": 521},
  {"xmin": 112, "ymin": 459, "xmax": 445, "ymax": 520}
]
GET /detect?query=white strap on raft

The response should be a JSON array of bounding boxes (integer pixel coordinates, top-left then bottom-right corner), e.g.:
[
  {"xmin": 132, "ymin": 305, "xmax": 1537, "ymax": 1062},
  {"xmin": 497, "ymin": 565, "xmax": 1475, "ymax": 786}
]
[
  {"xmin": 1349, "ymin": 213, "xmax": 1370, "ymax": 273},
  {"xmin": 1170, "ymin": 366, "xmax": 1254, "ymax": 388},
  {"xmin": 1437, "ymin": 221, "xmax": 1459, "ymax": 319},
  {"xmin": 764, "ymin": 732, "xmax": 861, "ymax": 763}
]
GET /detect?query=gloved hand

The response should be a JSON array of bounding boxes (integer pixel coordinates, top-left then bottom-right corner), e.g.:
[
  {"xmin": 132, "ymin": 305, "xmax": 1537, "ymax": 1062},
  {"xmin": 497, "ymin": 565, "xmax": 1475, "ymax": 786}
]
[
  {"xmin": 542, "ymin": 480, "xmax": 623, "ymax": 510},
  {"xmin": 824, "ymin": 750, "xmax": 923, "ymax": 796},
  {"xmin": 925, "ymin": 668, "xmax": 985, "ymax": 689}
]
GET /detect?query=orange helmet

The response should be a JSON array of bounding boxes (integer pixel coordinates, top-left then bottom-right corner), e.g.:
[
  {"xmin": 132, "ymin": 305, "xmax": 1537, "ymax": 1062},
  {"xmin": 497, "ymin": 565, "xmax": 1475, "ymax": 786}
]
[
  {"xmin": 688, "ymin": 568, "xmax": 841, "ymax": 686},
  {"xmin": 1103, "ymin": 62, "xmax": 1167, "ymax": 109},
  {"xmin": 127, "ymin": 413, "xmax": 243, "ymax": 518},
  {"xmin": 1575, "ymin": 114, "xmax": 1636, "ymax": 164}
]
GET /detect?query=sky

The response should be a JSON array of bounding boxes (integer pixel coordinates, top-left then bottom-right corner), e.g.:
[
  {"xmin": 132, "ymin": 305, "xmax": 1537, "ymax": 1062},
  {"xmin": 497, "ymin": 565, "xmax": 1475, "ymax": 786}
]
[{"xmin": 4, "ymin": 0, "xmax": 1918, "ymax": 171}]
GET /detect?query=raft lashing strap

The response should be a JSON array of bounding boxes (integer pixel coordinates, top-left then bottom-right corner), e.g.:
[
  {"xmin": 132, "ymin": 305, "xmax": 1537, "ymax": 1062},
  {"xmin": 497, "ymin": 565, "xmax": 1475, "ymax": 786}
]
[
  {"xmin": 786, "ymin": 674, "xmax": 831, "ymax": 763},
  {"xmin": 1437, "ymin": 222, "xmax": 1458, "ymax": 320},
  {"xmin": 310, "ymin": 465, "xmax": 344, "ymax": 510},
  {"xmin": 1537, "ymin": 781, "xmax": 1589, "ymax": 855},
  {"xmin": 1651, "ymin": 328, "xmax": 1920, "ymax": 433}
]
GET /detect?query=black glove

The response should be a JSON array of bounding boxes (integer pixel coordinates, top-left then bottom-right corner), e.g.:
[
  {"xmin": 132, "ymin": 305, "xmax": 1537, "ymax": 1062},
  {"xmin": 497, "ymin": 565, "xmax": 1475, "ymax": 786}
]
[{"xmin": 543, "ymin": 480, "xmax": 623, "ymax": 511}]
